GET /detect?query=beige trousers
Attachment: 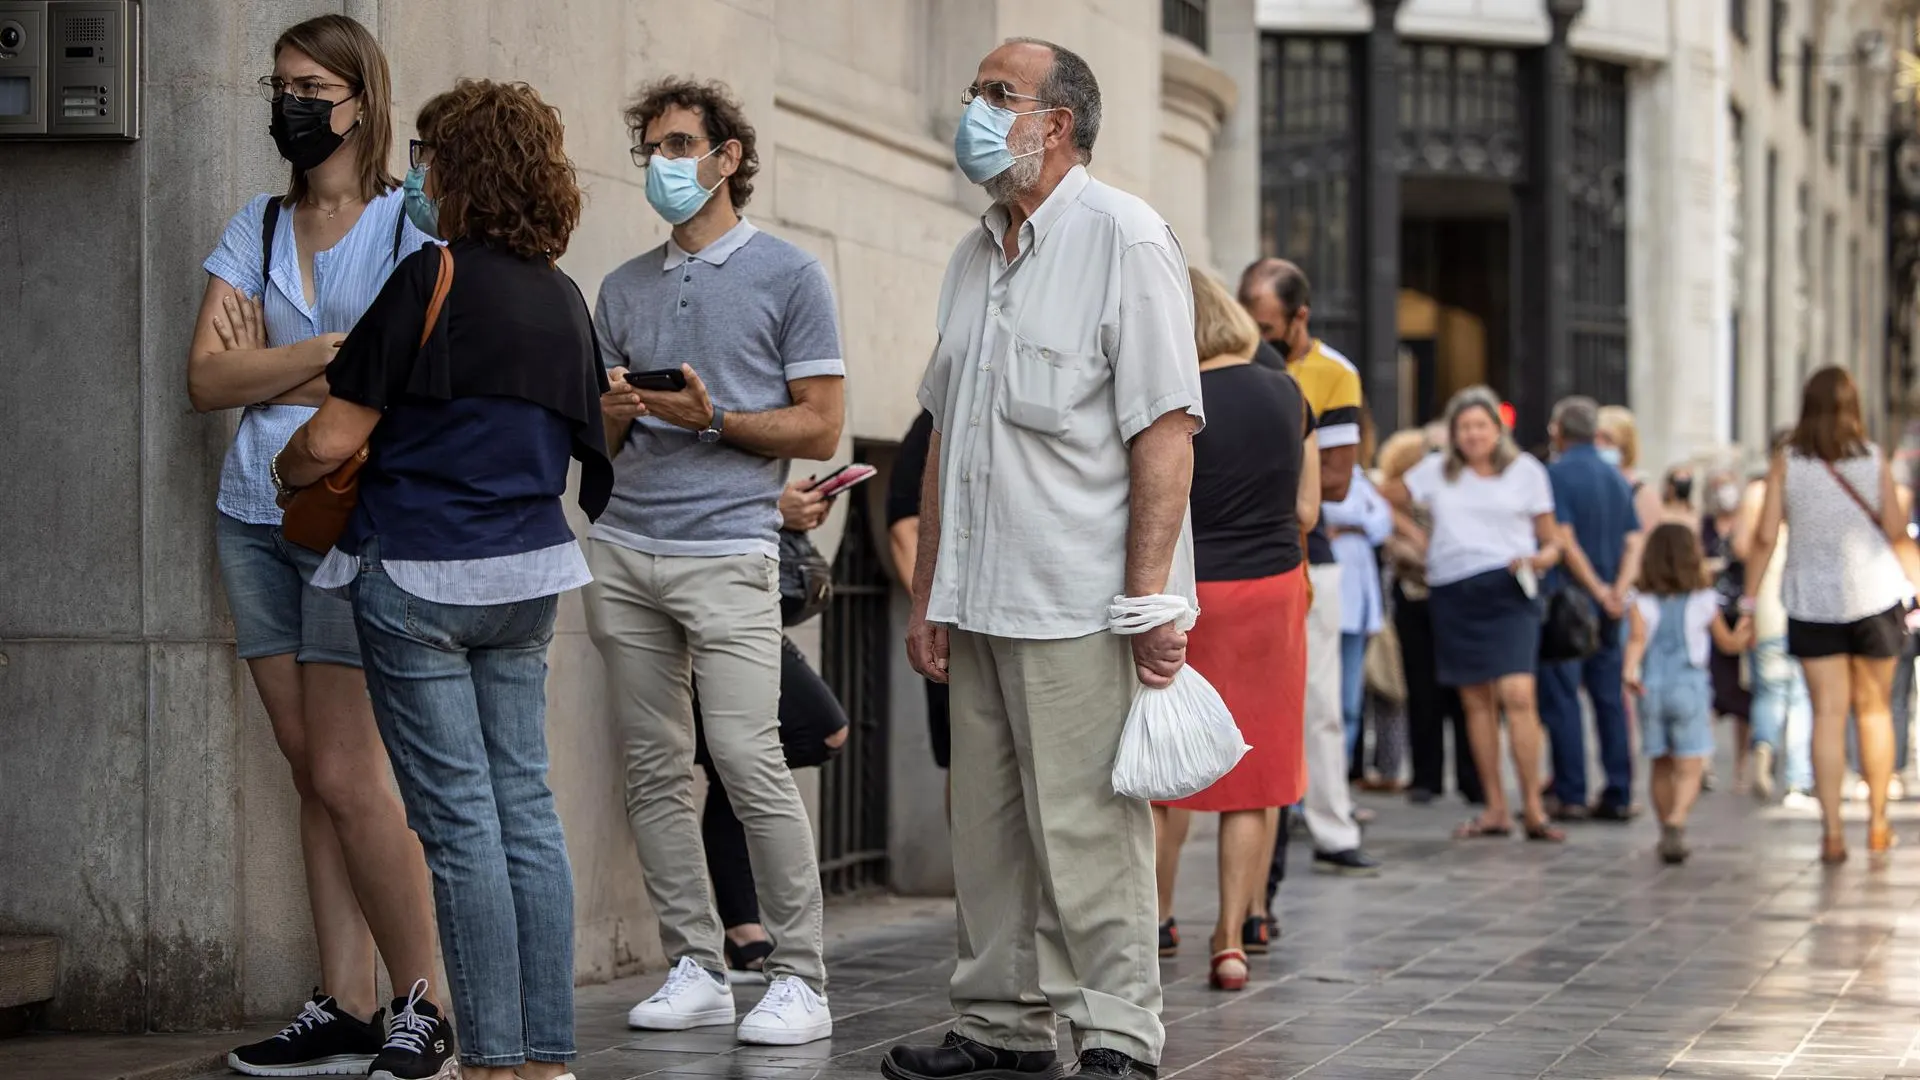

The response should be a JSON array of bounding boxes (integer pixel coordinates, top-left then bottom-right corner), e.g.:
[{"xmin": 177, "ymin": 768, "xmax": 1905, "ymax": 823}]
[
  {"xmin": 947, "ymin": 629, "xmax": 1164, "ymax": 1065},
  {"xmin": 582, "ymin": 540, "xmax": 826, "ymax": 990}
]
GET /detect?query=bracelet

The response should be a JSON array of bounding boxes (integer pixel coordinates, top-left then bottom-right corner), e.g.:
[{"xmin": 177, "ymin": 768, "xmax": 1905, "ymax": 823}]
[{"xmin": 269, "ymin": 452, "xmax": 301, "ymax": 501}]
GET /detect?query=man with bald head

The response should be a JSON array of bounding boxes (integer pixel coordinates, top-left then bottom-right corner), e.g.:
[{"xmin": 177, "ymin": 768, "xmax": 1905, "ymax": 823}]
[{"xmin": 889, "ymin": 37, "xmax": 1201, "ymax": 1080}]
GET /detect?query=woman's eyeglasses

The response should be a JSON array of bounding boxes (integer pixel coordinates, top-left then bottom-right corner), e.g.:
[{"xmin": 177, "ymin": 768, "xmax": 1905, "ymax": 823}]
[
  {"xmin": 257, "ymin": 76, "xmax": 355, "ymax": 104},
  {"xmin": 409, "ymin": 139, "xmax": 433, "ymax": 169}
]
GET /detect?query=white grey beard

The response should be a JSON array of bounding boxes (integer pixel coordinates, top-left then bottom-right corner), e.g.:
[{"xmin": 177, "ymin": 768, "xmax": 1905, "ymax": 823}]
[{"xmin": 983, "ymin": 152, "xmax": 1043, "ymax": 205}]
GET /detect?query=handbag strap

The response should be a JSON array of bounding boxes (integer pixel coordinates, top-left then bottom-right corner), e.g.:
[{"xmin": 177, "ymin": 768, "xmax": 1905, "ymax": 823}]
[
  {"xmin": 420, "ymin": 245, "xmax": 454, "ymax": 349},
  {"xmin": 1821, "ymin": 458, "xmax": 1893, "ymax": 549}
]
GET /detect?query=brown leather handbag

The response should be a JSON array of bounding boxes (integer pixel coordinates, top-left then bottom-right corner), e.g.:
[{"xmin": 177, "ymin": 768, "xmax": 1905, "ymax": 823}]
[{"xmin": 281, "ymin": 245, "xmax": 454, "ymax": 553}]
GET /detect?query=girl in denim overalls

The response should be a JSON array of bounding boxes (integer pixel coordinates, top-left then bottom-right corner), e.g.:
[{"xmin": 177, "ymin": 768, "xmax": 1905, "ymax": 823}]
[{"xmin": 1626, "ymin": 524, "xmax": 1754, "ymax": 863}]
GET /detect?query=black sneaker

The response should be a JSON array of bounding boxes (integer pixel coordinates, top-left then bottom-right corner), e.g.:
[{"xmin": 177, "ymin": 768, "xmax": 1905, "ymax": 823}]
[
  {"xmin": 369, "ymin": 980, "xmax": 455, "ymax": 1080},
  {"xmin": 880, "ymin": 1032, "xmax": 1062, "ymax": 1079},
  {"xmin": 1077, "ymin": 1048, "xmax": 1158, "ymax": 1079},
  {"xmin": 227, "ymin": 992, "xmax": 382, "ymax": 1076},
  {"xmin": 1312, "ymin": 848, "xmax": 1382, "ymax": 876}
]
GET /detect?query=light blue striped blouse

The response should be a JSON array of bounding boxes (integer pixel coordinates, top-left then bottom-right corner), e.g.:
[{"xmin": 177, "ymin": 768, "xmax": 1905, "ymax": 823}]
[{"xmin": 202, "ymin": 188, "xmax": 436, "ymax": 525}]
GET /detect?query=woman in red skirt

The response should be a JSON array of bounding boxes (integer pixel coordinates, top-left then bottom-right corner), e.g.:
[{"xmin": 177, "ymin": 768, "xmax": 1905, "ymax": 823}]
[{"xmin": 1153, "ymin": 268, "xmax": 1318, "ymax": 992}]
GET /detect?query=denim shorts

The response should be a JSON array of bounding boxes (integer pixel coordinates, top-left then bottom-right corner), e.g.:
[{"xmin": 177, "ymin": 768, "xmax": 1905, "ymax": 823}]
[
  {"xmin": 1640, "ymin": 673, "xmax": 1714, "ymax": 759},
  {"xmin": 215, "ymin": 513, "xmax": 362, "ymax": 668}
]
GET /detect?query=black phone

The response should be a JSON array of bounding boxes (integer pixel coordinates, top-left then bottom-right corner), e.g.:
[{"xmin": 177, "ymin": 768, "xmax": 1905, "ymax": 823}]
[{"xmin": 624, "ymin": 367, "xmax": 688, "ymax": 392}]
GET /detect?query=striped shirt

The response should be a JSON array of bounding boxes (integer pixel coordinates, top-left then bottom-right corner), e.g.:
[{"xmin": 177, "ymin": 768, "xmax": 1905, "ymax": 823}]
[
  {"xmin": 1289, "ymin": 338, "xmax": 1363, "ymax": 564},
  {"xmin": 202, "ymin": 188, "xmax": 435, "ymax": 525}
]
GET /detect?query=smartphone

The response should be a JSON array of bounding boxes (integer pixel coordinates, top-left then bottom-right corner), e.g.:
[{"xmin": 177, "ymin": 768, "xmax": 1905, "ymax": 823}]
[
  {"xmin": 808, "ymin": 463, "xmax": 877, "ymax": 498},
  {"xmin": 624, "ymin": 367, "xmax": 688, "ymax": 392}
]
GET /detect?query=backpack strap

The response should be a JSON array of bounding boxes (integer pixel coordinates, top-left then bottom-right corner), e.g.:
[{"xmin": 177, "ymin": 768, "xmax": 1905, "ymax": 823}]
[
  {"xmin": 391, "ymin": 197, "xmax": 407, "ymax": 264},
  {"xmin": 259, "ymin": 195, "xmax": 284, "ymax": 292}
]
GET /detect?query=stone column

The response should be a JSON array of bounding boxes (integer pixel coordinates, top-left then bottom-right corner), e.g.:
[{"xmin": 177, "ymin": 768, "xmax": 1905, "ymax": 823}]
[{"xmin": 1362, "ymin": 0, "xmax": 1403, "ymax": 430}]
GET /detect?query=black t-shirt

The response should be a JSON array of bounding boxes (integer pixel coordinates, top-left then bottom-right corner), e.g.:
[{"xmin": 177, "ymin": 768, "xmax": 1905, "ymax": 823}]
[
  {"xmin": 1190, "ymin": 363, "xmax": 1315, "ymax": 582},
  {"xmin": 888, "ymin": 409, "xmax": 934, "ymax": 526}
]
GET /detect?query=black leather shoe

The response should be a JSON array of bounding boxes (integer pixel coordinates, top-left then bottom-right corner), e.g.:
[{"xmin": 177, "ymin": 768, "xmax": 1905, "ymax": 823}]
[
  {"xmin": 1077, "ymin": 1048, "xmax": 1158, "ymax": 1079},
  {"xmin": 1590, "ymin": 801, "xmax": 1638, "ymax": 822},
  {"xmin": 1312, "ymin": 848, "xmax": 1382, "ymax": 876},
  {"xmin": 881, "ymin": 1033, "xmax": 1062, "ymax": 1079}
]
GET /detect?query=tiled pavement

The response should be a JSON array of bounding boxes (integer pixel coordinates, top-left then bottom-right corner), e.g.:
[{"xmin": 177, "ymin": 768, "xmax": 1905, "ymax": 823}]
[{"xmin": 26, "ymin": 757, "xmax": 1920, "ymax": 1080}]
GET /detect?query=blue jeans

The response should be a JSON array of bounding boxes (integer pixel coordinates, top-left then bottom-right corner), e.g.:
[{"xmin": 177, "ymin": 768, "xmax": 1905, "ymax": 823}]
[
  {"xmin": 352, "ymin": 562, "xmax": 575, "ymax": 1067},
  {"xmin": 1340, "ymin": 631, "xmax": 1367, "ymax": 771},
  {"xmin": 1537, "ymin": 630, "xmax": 1631, "ymax": 809},
  {"xmin": 1751, "ymin": 635, "xmax": 1814, "ymax": 791}
]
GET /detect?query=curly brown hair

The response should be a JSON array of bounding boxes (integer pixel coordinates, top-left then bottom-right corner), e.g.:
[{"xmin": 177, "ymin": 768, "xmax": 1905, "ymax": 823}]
[
  {"xmin": 1636, "ymin": 522, "xmax": 1710, "ymax": 598},
  {"xmin": 624, "ymin": 77, "xmax": 759, "ymax": 210},
  {"xmin": 415, "ymin": 79, "xmax": 581, "ymax": 261}
]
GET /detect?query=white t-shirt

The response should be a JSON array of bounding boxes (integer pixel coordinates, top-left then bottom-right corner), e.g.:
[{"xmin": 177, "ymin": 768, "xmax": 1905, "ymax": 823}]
[
  {"xmin": 1634, "ymin": 590, "xmax": 1721, "ymax": 668},
  {"xmin": 1403, "ymin": 452, "xmax": 1555, "ymax": 587}
]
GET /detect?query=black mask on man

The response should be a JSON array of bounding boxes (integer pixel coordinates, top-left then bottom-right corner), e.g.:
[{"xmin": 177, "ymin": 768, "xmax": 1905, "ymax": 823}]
[
  {"xmin": 270, "ymin": 92, "xmax": 355, "ymax": 172},
  {"xmin": 1669, "ymin": 474, "xmax": 1694, "ymax": 503}
]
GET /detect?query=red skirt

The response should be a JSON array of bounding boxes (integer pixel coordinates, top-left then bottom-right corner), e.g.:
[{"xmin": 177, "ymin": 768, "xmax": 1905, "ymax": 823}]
[{"xmin": 1159, "ymin": 567, "xmax": 1309, "ymax": 812}]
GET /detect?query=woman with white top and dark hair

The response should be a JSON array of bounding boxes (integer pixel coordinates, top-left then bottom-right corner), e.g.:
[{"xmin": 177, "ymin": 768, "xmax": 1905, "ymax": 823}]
[
  {"xmin": 1742, "ymin": 366, "xmax": 1920, "ymax": 863},
  {"xmin": 1386, "ymin": 386, "xmax": 1565, "ymax": 843},
  {"xmin": 187, "ymin": 14, "xmax": 442, "ymax": 1078}
]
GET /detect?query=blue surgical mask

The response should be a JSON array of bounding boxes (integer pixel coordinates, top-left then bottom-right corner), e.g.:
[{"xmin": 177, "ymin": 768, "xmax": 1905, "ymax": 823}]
[
  {"xmin": 952, "ymin": 97, "xmax": 1055, "ymax": 185},
  {"xmin": 402, "ymin": 165, "xmax": 440, "ymax": 238},
  {"xmin": 646, "ymin": 146, "xmax": 721, "ymax": 226},
  {"xmin": 1597, "ymin": 446, "xmax": 1623, "ymax": 468}
]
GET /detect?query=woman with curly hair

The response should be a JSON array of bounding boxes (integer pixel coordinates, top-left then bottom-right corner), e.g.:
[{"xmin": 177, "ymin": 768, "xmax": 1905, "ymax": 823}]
[{"xmin": 274, "ymin": 79, "xmax": 613, "ymax": 1080}]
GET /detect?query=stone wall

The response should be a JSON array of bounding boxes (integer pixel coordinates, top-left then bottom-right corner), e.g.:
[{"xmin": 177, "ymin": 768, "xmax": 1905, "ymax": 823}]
[{"xmin": 0, "ymin": 0, "xmax": 1244, "ymax": 1031}]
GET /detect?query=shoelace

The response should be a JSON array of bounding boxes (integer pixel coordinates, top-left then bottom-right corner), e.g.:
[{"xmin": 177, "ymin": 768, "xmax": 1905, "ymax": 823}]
[
  {"xmin": 385, "ymin": 979, "xmax": 436, "ymax": 1054},
  {"xmin": 648, "ymin": 959, "xmax": 709, "ymax": 1003},
  {"xmin": 753, "ymin": 977, "xmax": 812, "ymax": 1014},
  {"xmin": 275, "ymin": 999, "xmax": 334, "ymax": 1042}
]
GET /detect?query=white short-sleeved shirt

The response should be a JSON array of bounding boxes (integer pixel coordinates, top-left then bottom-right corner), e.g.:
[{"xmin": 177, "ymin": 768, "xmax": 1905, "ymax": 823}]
[
  {"xmin": 1402, "ymin": 451, "xmax": 1555, "ymax": 588},
  {"xmin": 918, "ymin": 166, "xmax": 1205, "ymax": 639},
  {"xmin": 1634, "ymin": 590, "xmax": 1721, "ymax": 668}
]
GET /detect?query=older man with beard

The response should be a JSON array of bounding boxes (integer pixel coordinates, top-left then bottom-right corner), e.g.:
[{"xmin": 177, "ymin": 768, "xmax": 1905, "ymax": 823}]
[{"xmin": 883, "ymin": 37, "xmax": 1202, "ymax": 1080}]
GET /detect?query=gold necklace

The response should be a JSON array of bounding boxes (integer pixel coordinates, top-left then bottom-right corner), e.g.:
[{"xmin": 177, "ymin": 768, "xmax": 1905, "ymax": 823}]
[{"xmin": 307, "ymin": 196, "xmax": 359, "ymax": 221}]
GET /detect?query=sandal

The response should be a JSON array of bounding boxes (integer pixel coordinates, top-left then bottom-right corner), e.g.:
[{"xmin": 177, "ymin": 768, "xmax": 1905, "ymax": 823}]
[
  {"xmin": 1870, "ymin": 819, "xmax": 1898, "ymax": 855},
  {"xmin": 1158, "ymin": 918, "xmax": 1180, "ymax": 957},
  {"xmin": 1453, "ymin": 817, "xmax": 1512, "ymax": 840},
  {"xmin": 1240, "ymin": 915, "xmax": 1270, "ymax": 955},
  {"xmin": 723, "ymin": 936, "xmax": 774, "ymax": 985},
  {"xmin": 1523, "ymin": 819, "xmax": 1567, "ymax": 843},
  {"xmin": 1209, "ymin": 948, "xmax": 1249, "ymax": 991},
  {"xmin": 1821, "ymin": 833, "xmax": 1849, "ymax": 865}
]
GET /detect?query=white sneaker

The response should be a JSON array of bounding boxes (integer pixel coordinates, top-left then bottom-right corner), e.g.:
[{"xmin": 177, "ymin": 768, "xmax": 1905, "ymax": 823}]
[
  {"xmin": 1752, "ymin": 744, "xmax": 1776, "ymax": 801},
  {"xmin": 1782, "ymin": 790, "xmax": 1819, "ymax": 814},
  {"xmin": 1892, "ymin": 774, "xmax": 1908, "ymax": 802},
  {"xmin": 627, "ymin": 957, "xmax": 736, "ymax": 1031},
  {"xmin": 736, "ymin": 976, "xmax": 832, "ymax": 1046}
]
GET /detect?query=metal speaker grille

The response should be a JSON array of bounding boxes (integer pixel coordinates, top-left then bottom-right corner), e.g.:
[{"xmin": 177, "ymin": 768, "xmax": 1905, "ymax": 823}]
[{"xmin": 63, "ymin": 15, "xmax": 107, "ymax": 43}]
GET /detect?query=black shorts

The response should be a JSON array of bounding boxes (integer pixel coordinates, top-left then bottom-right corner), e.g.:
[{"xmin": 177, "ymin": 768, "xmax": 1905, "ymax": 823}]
[
  {"xmin": 1787, "ymin": 605, "xmax": 1909, "ymax": 660},
  {"xmin": 926, "ymin": 679, "xmax": 951, "ymax": 770}
]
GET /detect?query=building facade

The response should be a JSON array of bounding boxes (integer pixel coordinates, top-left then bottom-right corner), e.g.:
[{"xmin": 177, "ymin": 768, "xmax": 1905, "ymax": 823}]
[{"xmin": 0, "ymin": 0, "xmax": 1259, "ymax": 1033}]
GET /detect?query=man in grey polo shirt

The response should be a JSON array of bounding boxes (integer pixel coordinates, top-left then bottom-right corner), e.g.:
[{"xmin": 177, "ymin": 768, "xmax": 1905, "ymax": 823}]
[
  {"xmin": 883, "ymin": 39, "xmax": 1200, "ymax": 1080},
  {"xmin": 584, "ymin": 77, "xmax": 844, "ymax": 1048}
]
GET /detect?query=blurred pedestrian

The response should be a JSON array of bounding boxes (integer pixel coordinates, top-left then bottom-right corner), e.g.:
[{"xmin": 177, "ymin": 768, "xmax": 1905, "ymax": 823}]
[
  {"xmin": 1378, "ymin": 429, "xmax": 1483, "ymax": 805},
  {"xmin": 1742, "ymin": 367, "xmax": 1920, "ymax": 862},
  {"xmin": 887, "ymin": 410, "xmax": 953, "ymax": 783},
  {"xmin": 1624, "ymin": 524, "xmax": 1754, "ymax": 864},
  {"xmin": 1597, "ymin": 405, "xmax": 1666, "ymax": 543},
  {"xmin": 1737, "ymin": 431, "xmax": 1814, "ymax": 805},
  {"xmin": 1153, "ymin": 267, "xmax": 1317, "ymax": 992},
  {"xmin": 1386, "ymin": 387, "xmax": 1565, "ymax": 842},
  {"xmin": 1701, "ymin": 469, "xmax": 1754, "ymax": 790},
  {"xmin": 1322, "ymin": 414, "xmax": 1393, "ymax": 782}
]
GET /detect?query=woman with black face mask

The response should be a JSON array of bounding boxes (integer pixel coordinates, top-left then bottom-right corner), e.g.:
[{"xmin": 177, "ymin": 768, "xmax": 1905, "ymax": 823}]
[{"xmin": 185, "ymin": 14, "xmax": 446, "ymax": 1080}]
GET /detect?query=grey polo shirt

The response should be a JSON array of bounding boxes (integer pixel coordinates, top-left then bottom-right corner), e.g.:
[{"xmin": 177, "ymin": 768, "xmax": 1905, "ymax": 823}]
[
  {"xmin": 918, "ymin": 166, "xmax": 1204, "ymax": 640},
  {"xmin": 591, "ymin": 220, "xmax": 844, "ymax": 558}
]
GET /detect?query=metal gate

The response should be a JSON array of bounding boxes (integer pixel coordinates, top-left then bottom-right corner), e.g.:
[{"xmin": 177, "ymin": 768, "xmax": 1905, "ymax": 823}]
[
  {"xmin": 817, "ymin": 481, "xmax": 891, "ymax": 895},
  {"xmin": 1569, "ymin": 58, "xmax": 1630, "ymax": 405}
]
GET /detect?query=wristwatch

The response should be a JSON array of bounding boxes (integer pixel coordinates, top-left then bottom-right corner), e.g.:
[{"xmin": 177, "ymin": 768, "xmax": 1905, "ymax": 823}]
[{"xmin": 698, "ymin": 404, "xmax": 726, "ymax": 445}]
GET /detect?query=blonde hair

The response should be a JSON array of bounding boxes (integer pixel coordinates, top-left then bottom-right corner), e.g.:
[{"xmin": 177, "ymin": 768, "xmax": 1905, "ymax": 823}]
[
  {"xmin": 1441, "ymin": 385, "xmax": 1520, "ymax": 481},
  {"xmin": 1597, "ymin": 405, "xmax": 1640, "ymax": 470},
  {"xmin": 1189, "ymin": 266, "xmax": 1261, "ymax": 364},
  {"xmin": 273, "ymin": 15, "xmax": 397, "ymax": 206},
  {"xmin": 1377, "ymin": 428, "xmax": 1429, "ymax": 482}
]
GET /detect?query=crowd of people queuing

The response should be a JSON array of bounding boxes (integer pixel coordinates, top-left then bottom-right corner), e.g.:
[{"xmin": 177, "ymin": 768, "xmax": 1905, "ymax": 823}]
[{"xmin": 188, "ymin": 13, "xmax": 1920, "ymax": 1080}]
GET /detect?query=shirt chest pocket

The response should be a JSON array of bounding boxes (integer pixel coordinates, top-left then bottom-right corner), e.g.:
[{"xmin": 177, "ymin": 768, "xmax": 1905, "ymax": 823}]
[{"xmin": 999, "ymin": 335, "xmax": 1102, "ymax": 439}]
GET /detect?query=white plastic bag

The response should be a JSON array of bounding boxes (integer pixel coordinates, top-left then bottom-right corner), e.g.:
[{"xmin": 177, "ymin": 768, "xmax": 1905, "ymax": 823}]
[{"xmin": 1107, "ymin": 594, "xmax": 1250, "ymax": 801}]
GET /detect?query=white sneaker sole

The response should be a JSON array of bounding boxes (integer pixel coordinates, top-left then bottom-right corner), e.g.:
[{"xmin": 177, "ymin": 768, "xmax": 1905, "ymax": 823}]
[
  {"xmin": 627, "ymin": 1004, "xmax": 737, "ymax": 1031},
  {"xmin": 228, "ymin": 1053, "xmax": 377, "ymax": 1077},
  {"xmin": 737, "ymin": 1015, "xmax": 833, "ymax": 1046},
  {"xmin": 369, "ymin": 1060, "xmax": 457, "ymax": 1080}
]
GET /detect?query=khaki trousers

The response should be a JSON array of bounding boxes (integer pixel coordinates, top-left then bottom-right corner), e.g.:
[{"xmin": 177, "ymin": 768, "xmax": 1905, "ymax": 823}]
[
  {"xmin": 582, "ymin": 540, "xmax": 826, "ymax": 990},
  {"xmin": 947, "ymin": 629, "xmax": 1164, "ymax": 1065},
  {"xmin": 1301, "ymin": 563, "xmax": 1360, "ymax": 852}
]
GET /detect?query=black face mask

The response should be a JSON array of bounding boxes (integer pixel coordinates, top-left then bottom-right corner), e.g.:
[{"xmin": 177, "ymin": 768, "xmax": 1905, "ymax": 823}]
[
  {"xmin": 270, "ymin": 92, "xmax": 355, "ymax": 172},
  {"xmin": 1669, "ymin": 475, "xmax": 1694, "ymax": 503}
]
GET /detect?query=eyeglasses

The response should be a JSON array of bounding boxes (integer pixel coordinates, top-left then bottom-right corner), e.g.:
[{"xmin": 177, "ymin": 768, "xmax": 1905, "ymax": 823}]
[
  {"xmin": 961, "ymin": 81, "xmax": 1050, "ymax": 111},
  {"xmin": 257, "ymin": 75, "xmax": 356, "ymax": 104},
  {"xmin": 630, "ymin": 132, "xmax": 712, "ymax": 168},
  {"xmin": 408, "ymin": 139, "xmax": 432, "ymax": 169}
]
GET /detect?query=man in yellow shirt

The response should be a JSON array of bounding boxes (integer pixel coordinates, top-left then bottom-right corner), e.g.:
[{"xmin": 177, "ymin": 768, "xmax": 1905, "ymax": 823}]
[{"xmin": 1240, "ymin": 259, "xmax": 1382, "ymax": 895}]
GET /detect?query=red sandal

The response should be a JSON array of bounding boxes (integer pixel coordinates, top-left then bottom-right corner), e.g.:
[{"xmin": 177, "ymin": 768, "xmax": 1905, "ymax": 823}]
[{"xmin": 1209, "ymin": 948, "xmax": 1248, "ymax": 991}]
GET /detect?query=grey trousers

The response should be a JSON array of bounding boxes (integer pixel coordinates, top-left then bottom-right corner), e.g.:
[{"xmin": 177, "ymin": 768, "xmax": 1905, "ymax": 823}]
[
  {"xmin": 947, "ymin": 629, "xmax": 1164, "ymax": 1065},
  {"xmin": 583, "ymin": 541, "xmax": 827, "ymax": 990}
]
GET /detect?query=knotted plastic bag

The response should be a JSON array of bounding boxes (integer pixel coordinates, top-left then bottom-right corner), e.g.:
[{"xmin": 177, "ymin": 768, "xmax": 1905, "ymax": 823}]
[{"xmin": 1107, "ymin": 594, "xmax": 1250, "ymax": 801}]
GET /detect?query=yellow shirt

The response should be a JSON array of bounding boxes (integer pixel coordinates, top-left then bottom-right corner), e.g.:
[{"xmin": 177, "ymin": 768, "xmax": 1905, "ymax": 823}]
[{"xmin": 1286, "ymin": 338, "xmax": 1363, "ymax": 453}]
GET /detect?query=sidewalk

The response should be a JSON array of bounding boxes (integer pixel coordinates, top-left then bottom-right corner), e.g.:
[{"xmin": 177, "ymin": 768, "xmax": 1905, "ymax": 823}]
[{"xmin": 13, "ymin": 766, "xmax": 1920, "ymax": 1079}]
